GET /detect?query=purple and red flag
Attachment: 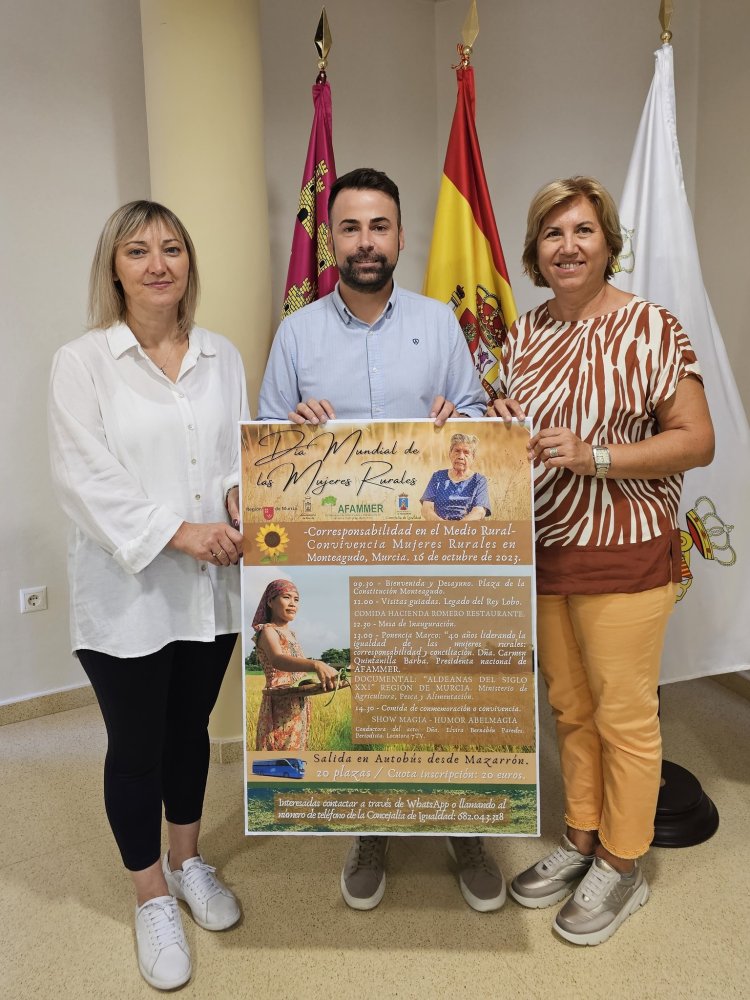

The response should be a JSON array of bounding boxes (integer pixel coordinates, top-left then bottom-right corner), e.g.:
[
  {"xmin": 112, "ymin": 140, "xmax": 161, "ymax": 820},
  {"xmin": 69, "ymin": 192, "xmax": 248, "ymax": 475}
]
[{"xmin": 282, "ymin": 77, "xmax": 338, "ymax": 318}]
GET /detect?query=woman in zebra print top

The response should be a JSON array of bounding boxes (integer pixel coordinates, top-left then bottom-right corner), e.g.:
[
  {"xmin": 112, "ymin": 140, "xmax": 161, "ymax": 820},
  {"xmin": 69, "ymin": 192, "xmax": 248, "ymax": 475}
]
[{"xmin": 490, "ymin": 176, "xmax": 714, "ymax": 945}]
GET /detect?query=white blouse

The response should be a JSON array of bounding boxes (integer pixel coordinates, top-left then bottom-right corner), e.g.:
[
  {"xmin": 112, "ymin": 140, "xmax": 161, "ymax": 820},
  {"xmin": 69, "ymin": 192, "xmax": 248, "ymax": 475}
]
[{"xmin": 48, "ymin": 324, "xmax": 249, "ymax": 657}]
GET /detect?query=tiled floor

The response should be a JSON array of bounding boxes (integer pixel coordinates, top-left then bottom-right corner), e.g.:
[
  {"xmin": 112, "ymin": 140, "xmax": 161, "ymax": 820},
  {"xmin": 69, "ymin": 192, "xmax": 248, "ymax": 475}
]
[{"xmin": 1, "ymin": 677, "xmax": 746, "ymax": 999}]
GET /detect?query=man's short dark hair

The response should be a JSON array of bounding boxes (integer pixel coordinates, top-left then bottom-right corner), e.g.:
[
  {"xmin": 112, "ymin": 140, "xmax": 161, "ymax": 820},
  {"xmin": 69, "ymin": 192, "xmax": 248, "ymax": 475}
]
[{"xmin": 328, "ymin": 167, "xmax": 401, "ymax": 226}]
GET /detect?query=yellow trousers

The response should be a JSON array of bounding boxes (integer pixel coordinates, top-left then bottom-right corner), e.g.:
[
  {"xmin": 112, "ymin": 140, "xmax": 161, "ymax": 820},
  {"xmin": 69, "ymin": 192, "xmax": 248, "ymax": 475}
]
[{"xmin": 537, "ymin": 583, "xmax": 677, "ymax": 859}]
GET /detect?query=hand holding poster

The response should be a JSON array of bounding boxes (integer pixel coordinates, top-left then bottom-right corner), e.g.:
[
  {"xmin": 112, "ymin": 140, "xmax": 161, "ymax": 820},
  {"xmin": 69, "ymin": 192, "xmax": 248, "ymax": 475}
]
[{"xmin": 241, "ymin": 419, "xmax": 538, "ymax": 837}]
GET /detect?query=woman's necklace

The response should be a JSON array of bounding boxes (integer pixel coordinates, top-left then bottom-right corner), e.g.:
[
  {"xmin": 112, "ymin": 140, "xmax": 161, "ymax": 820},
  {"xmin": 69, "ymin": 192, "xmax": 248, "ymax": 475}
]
[{"xmin": 145, "ymin": 333, "xmax": 186, "ymax": 374}]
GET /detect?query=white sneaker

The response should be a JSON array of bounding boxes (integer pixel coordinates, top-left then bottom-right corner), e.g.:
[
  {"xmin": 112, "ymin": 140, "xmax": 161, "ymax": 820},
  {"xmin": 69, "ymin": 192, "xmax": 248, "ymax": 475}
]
[
  {"xmin": 135, "ymin": 895, "xmax": 191, "ymax": 990},
  {"xmin": 162, "ymin": 854, "xmax": 241, "ymax": 931}
]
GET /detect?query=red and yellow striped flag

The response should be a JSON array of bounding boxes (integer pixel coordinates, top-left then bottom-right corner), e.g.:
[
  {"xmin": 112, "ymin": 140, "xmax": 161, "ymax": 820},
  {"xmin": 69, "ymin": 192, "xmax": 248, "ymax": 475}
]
[{"xmin": 423, "ymin": 66, "xmax": 516, "ymax": 399}]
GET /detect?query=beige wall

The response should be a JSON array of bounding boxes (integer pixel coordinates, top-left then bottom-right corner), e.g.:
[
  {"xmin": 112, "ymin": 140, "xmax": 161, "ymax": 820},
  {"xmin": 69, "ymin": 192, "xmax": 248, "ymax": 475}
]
[
  {"xmin": 0, "ymin": 0, "xmax": 150, "ymax": 703},
  {"xmin": 141, "ymin": 0, "xmax": 271, "ymax": 412},
  {"xmin": 694, "ymin": 0, "xmax": 750, "ymax": 413}
]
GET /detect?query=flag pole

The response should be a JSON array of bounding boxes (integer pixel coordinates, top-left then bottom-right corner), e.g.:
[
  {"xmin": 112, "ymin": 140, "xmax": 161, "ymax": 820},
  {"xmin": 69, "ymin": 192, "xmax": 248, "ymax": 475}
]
[
  {"xmin": 458, "ymin": 0, "xmax": 479, "ymax": 66},
  {"xmin": 659, "ymin": 0, "xmax": 674, "ymax": 43},
  {"xmin": 315, "ymin": 6, "xmax": 332, "ymax": 82}
]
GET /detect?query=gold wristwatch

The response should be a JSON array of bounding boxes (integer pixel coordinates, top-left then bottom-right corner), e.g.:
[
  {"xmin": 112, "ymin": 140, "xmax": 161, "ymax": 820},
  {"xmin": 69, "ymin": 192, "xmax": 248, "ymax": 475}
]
[{"xmin": 592, "ymin": 445, "xmax": 611, "ymax": 479}]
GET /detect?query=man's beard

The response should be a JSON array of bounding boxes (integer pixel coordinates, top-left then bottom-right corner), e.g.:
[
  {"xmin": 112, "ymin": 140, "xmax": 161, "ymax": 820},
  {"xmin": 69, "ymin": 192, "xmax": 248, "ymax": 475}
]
[{"xmin": 338, "ymin": 251, "xmax": 397, "ymax": 293}]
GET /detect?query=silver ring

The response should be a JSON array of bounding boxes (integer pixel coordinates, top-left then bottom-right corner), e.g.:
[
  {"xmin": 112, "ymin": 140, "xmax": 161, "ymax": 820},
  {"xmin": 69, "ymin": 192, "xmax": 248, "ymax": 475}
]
[{"xmin": 549, "ymin": 447, "xmax": 559, "ymax": 459}]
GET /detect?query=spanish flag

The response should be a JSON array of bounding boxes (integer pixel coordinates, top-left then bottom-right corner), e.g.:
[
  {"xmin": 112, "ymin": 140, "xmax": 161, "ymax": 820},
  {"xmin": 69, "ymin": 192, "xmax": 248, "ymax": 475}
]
[
  {"xmin": 423, "ymin": 67, "xmax": 516, "ymax": 399},
  {"xmin": 281, "ymin": 77, "xmax": 338, "ymax": 319}
]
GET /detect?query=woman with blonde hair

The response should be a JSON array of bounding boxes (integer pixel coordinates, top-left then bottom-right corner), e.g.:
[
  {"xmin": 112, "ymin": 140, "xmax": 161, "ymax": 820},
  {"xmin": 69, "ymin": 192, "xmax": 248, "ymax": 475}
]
[
  {"xmin": 49, "ymin": 201, "xmax": 248, "ymax": 989},
  {"xmin": 491, "ymin": 176, "xmax": 714, "ymax": 945}
]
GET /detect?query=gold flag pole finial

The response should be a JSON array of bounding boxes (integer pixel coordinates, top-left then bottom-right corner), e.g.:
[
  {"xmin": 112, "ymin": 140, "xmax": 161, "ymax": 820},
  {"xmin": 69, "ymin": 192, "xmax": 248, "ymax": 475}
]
[
  {"xmin": 315, "ymin": 7, "xmax": 332, "ymax": 81},
  {"xmin": 455, "ymin": 0, "xmax": 479, "ymax": 68},
  {"xmin": 659, "ymin": 0, "xmax": 674, "ymax": 44}
]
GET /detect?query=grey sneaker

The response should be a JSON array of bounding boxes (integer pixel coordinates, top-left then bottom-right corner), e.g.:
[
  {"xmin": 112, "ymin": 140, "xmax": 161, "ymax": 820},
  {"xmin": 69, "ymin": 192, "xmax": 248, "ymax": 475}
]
[
  {"xmin": 554, "ymin": 857, "xmax": 649, "ymax": 946},
  {"xmin": 446, "ymin": 837, "xmax": 506, "ymax": 912},
  {"xmin": 510, "ymin": 834, "xmax": 594, "ymax": 908},
  {"xmin": 163, "ymin": 853, "xmax": 240, "ymax": 931},
  {"xmin": 341, "ymin": 836, "xmax": 388, "ymax": 910}
]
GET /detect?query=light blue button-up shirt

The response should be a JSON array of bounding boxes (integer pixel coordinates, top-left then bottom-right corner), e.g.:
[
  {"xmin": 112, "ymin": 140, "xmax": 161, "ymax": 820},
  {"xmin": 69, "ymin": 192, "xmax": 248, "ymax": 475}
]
[{"xmin": 258, "ymin": 282, "xmax": 486, "ymax": 420}]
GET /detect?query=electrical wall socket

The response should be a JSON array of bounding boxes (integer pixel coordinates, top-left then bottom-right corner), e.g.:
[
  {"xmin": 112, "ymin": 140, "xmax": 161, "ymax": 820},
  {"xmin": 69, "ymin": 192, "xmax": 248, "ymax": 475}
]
[{"xmin": 19, "ymin": 586, "xmax": 47, "ymax": 613}]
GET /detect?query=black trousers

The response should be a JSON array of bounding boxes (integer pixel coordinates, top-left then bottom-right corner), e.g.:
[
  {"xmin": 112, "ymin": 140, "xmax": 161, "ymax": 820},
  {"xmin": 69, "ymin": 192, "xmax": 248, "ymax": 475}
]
[{"xmin": 79, "ymin": 634, "xmax": 237, "ymax": 872}]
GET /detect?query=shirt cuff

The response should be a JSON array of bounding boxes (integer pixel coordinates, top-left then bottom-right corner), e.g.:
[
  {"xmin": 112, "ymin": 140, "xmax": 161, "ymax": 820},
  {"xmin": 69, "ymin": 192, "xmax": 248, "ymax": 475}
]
[
  {"xmin": 222, "ymin": 476, "xmax": 239, "ymax": 506},
  {"xmin": 112, "ymin": 508, "xmax": 185, "ymax": 575}
]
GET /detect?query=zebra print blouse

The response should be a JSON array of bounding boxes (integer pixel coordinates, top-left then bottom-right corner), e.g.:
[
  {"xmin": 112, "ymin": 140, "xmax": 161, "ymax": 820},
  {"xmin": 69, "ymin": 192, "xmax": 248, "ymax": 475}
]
[{"xmin": 500, "ymin": 296, "xmax": 702, "ymax": 595}]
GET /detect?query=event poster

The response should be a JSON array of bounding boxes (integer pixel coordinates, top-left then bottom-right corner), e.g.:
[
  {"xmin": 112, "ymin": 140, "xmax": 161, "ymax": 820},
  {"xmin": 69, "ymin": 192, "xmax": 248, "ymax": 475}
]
[{"xmin": 241, "ymin": 419, "xmax": 538, "ymax": 837}]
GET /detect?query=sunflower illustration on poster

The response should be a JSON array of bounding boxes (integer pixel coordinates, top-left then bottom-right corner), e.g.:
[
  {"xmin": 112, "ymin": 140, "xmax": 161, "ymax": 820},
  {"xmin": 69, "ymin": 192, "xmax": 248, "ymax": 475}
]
[{"xmin": 255, "ymin": 523, "xmax": 289, "ymax": 564}]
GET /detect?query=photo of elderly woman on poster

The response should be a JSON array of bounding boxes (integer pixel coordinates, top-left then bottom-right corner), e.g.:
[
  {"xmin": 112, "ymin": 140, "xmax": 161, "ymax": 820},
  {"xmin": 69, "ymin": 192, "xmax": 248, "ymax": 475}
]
[
  {"xmin": 420, "ymin": 432, "xmax": 491, "ymax": 522},
  {"xmin": 253, "ymin": 578, "xmax": 339, "ymax": 750}
]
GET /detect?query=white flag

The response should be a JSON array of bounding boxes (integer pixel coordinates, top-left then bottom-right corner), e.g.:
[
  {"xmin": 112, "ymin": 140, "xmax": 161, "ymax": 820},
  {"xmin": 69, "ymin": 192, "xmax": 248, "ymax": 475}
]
[{"xmin": 614, "ymin": 44, "xmax": 749, "ymax": 683}]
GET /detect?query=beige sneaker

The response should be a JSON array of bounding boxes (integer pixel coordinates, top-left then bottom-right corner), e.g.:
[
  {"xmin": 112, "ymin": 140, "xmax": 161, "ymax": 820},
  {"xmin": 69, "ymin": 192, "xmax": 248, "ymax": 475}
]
[
  {"xmin": 340, "ymin": 836, "xmax": 388, "ymax": 910},
  {"xmin": 447, "ymin": 837, "xmax": 506, "ymax": 912}
]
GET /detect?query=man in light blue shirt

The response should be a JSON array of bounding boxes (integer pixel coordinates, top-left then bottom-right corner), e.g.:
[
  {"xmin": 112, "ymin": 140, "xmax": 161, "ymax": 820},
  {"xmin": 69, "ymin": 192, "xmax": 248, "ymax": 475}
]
[
  {"xmin": 258, "ymin": 169, "xmax": 486, "ymax": 426},
  {"xmin": 258, "ymin": 167, "xmax": 504, "ymax": 915}
]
